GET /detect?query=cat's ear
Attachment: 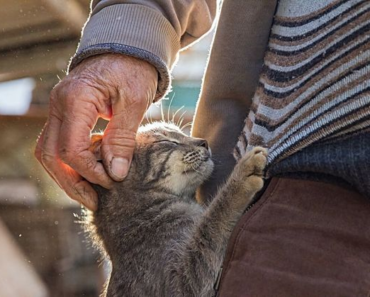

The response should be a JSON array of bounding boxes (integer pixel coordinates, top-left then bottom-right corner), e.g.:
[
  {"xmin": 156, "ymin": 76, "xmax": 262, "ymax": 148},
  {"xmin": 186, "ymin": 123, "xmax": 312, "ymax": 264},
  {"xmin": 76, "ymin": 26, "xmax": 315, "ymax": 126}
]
[{"xmin": 89, "ymin": 134, "xmax": 103, "ymax": 161}]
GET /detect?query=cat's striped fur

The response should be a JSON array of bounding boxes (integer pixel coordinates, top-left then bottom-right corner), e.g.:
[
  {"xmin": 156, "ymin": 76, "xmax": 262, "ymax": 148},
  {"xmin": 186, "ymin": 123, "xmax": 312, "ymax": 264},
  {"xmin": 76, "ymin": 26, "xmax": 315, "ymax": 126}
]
[{"xmin": 88, "ymin": 122, "xmax": 267, "ymax": 297}]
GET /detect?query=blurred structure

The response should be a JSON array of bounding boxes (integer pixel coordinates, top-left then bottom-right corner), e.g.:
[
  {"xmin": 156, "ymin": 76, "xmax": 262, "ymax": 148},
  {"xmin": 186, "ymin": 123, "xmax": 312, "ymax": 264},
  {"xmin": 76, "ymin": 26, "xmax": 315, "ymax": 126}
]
[
  {"xmin": 1, "ymin": 0, "xmax": 89, "ymax": 97},
  {"xmin": 0, "ymin": 1, "xmax": 213, "ymax": 296}
]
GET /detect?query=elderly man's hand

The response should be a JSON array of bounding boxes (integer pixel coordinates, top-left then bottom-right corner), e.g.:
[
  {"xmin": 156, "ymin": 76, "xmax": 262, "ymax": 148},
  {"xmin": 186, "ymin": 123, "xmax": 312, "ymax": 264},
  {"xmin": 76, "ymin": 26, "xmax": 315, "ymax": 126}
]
[{"xmin": 35, "ymin": 54, "xmax": 158, "ymax": 210}]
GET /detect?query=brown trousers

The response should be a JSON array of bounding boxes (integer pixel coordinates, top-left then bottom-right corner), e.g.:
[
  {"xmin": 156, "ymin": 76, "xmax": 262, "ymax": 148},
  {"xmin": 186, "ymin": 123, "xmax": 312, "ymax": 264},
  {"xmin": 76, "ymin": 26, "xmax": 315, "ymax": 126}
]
[{"xmin": 218, "ymin": 178, "xmax": 370, "ymax": 297}]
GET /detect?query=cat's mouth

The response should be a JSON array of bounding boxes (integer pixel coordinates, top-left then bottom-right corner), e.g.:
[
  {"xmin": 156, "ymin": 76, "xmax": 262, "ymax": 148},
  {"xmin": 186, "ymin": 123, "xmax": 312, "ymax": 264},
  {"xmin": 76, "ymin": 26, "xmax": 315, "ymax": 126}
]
[{"xmin": 182, "ymin": 162, "xmax": 206, "ymax": 174}]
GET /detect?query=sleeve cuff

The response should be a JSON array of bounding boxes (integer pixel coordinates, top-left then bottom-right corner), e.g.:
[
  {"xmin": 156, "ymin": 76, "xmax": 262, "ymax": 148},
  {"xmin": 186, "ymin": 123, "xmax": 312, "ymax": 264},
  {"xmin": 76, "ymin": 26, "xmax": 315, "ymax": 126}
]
[{"xmin": 69, "ymin": 4, "xmax": 181, "ymax": 101}]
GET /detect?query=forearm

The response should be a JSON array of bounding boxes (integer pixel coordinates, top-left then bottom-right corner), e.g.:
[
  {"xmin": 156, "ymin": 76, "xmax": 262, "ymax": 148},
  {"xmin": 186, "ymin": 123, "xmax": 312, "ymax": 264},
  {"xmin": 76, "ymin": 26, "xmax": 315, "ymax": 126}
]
[
  {"xmin": 70, "ymin": 0, "xmax": 218, "ymax": 101},
  {"xmin": 91, "ymin": 0, "xmax": 217, "ymax": 49}
]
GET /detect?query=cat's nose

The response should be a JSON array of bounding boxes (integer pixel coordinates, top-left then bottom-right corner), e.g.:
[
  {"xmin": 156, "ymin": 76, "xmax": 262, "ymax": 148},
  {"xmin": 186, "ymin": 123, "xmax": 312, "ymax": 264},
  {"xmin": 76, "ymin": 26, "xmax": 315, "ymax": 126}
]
[{"xmin": 193, "ymin": 138, "xmax": 209, "ymax": 149}]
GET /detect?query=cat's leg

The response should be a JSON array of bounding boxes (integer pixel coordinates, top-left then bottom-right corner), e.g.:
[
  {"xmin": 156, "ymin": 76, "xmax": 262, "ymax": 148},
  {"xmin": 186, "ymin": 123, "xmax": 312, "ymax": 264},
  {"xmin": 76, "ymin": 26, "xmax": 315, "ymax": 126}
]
[
  {"xmin": 172, "ymin": 147, "xmax": 267, "ymax": 297},
  {"xmin": 210, "ymin": 146, "xmax": 267, "ymax": 212}
]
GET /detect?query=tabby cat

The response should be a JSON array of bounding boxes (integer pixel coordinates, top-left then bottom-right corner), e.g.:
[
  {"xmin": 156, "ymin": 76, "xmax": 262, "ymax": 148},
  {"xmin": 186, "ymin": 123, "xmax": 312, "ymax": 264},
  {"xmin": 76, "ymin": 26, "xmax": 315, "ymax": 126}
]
[{"xmin": 88, "ymin": 122, "xmax": 267, "ymax": 297}]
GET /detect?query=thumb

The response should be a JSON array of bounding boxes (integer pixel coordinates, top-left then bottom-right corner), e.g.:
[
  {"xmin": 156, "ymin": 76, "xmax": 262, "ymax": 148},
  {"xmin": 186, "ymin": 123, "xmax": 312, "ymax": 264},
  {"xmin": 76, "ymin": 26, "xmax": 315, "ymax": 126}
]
[{"xmin": 102, "ymin": 95, "xmax": 149, "ymax": 181}]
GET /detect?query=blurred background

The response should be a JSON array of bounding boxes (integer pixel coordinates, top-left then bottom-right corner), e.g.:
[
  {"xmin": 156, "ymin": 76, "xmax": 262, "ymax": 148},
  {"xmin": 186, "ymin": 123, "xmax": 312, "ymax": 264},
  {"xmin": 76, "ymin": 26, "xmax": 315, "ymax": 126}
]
[{"xmin": 0, "ymin": 1, "xmax": 213, "ymax": 296}]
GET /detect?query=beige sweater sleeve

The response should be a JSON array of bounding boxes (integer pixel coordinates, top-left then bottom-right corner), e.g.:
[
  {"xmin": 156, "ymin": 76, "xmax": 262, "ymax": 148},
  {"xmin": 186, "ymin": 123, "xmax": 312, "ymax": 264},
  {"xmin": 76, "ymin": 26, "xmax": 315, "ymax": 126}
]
[{"xmin": 70, "ymin": 0, "xmax": 218, "ymax": 100}]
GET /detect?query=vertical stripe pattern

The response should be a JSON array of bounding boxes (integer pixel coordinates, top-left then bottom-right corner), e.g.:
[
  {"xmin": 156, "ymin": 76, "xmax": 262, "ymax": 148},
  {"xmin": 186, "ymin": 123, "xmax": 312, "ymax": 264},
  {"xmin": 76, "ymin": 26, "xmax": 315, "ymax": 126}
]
[{"xmin": 235, "ymin": 0, "xmax": 370, "ymax": 167}]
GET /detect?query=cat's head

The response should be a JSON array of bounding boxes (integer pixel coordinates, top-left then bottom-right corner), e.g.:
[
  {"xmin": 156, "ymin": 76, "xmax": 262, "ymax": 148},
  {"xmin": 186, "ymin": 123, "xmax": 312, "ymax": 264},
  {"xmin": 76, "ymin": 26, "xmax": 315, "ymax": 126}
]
[{"xmin": 91, "ymin": 122, "xmax": 214, "ymax": 197}]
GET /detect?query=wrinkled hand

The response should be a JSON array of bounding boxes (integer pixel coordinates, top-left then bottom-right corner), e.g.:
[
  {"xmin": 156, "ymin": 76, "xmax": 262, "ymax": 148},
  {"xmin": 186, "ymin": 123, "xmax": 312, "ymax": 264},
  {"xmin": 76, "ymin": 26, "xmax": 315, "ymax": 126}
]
[{"xmin": 35, "ymin": 54, "xmax": 158, "ymax": 210}]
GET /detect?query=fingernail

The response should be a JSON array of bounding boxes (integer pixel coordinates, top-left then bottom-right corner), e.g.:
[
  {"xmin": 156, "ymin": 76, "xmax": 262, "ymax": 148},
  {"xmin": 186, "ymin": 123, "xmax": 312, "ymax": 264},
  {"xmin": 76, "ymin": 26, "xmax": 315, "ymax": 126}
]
[{"xmin": 111, "ymin": 157, "xmax": 129, "ymax": 179}]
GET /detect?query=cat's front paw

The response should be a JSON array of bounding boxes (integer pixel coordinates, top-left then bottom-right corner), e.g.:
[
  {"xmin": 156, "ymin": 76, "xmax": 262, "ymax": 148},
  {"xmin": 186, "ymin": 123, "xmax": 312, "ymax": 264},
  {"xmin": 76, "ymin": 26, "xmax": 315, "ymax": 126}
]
[
  {"xmin": 238, "ymin": 147, "xmax": 268, "ymax": 193},
  {"xmin": 241, "ymin": 147, "xmax": 268, "ymax": 176}
]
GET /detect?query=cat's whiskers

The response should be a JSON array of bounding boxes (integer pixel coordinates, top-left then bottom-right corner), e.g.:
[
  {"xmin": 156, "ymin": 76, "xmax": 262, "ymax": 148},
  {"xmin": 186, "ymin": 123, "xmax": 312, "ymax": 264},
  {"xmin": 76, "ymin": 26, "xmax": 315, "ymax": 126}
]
[
  {"xmin": 160, "ymin": 100, "xmax": 165, "ymax": 123},
  {"xmin": 181, "ymin": 121, "xmax": 193, "ymax": 131},
  {"xmin": 171, "ymin": 106, "xmax": 185, "ymax": 125},
  {"xmin": 178, "ymin": 111, "xmax": 188, "ymax": 130},
  {"xmin": 189, "ymin": 160, "xmax": 203, "ymax": 175}
]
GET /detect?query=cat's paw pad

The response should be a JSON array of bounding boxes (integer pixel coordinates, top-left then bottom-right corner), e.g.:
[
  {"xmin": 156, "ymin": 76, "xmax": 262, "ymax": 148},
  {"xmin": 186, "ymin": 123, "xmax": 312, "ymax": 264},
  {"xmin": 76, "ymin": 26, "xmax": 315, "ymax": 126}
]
[
  {"xmin": 235, "ymin": 147, "xmax": 267, "ymax": 194},
  {"xmin": 239, "ymin": 147, "xmax": 268, "ymax": 177}
]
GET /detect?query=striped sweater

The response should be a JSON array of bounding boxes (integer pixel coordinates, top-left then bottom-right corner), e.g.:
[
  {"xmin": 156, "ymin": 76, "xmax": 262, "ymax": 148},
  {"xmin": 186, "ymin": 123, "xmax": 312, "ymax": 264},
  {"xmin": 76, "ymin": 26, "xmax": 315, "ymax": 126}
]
[{"xmin": 235, "ymin": 0, "xmax": 370, "ymax": 171}]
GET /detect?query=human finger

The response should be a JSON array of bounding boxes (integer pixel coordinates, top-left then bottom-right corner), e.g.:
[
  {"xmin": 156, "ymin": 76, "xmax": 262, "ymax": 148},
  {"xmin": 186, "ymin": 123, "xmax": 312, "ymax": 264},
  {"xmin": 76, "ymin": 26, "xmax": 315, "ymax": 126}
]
[{"xmin": 41, "ymin": 113, "xmax": 98, "ymax": 210}]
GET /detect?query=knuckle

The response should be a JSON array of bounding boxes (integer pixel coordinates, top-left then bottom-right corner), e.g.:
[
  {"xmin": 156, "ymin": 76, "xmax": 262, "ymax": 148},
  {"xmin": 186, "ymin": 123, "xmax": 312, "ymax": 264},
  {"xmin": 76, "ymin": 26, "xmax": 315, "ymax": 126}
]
[
  {"xmin": 59, "ymin": 147, "xmax": 74, "ymax": 164},
  {"xmin": 64, "ymin": 90, "xmax": 77, "ymax": 103},
  {"xmin": 71, "ymin": 184, "xmax": 82, "ymax": 197},
  {"xmin": 61, "ymin": 94, "xmax": 77, "ymax": 112},
  {"xmin": 59, "ymin": 140, "xmax": 80, "ymax": 165},
  {"xmin": 64, "ymin": 186, "xmax": 80, "ymax": 202},
  {"xmin": 70, "ymin": 182, "xmax": 91, "ymax": 202},
  {"xmin": 103, "ymin": 129, "xmax": 136, "ymax": 149},
  {"xmin": 40, "ymin": 151, "xmax": 55, "ymax": 166},
  {"xmin": 81, "ymin": 153, "xmax": 96, "ymax": 172},
  {"xmin": 53, "ymin": 80, "xmax": 81, "ymax": 104}
]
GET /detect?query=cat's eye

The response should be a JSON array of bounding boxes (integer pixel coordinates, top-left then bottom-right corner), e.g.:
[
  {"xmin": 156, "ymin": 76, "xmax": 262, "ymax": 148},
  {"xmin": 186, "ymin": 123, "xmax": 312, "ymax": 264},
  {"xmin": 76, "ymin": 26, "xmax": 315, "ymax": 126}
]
[{"xmin": 154, "ymin": 140, "xmax": 179, "ymax": 145}]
